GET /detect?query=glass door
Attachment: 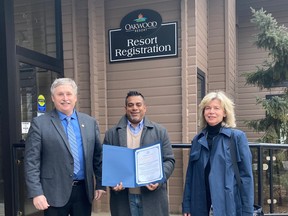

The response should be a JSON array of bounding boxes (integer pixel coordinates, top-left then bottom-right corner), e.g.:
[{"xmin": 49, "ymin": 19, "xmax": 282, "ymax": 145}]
[
  {"xmin": 20, "ymin": 62, "xmax": 60, "ymax": 140},
  {"xmin": 16, "ymin": 62, "xmax": 61, "ymax": 216}
]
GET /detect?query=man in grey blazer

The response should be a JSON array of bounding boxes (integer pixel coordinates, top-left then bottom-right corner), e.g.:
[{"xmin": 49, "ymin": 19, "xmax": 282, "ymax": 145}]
[
  {"xmin": 24, "ymin": 78, "xmax": 106, "ymax": 216},
  {"xmin": 103, "ymin": 91, "xmax": 175, "ymax": 216}
]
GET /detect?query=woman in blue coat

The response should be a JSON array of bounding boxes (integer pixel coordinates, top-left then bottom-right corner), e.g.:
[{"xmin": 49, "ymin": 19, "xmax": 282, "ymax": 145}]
[{"xmin": 182, "ymin": 91, "xmax": 254, "ymax": 216}]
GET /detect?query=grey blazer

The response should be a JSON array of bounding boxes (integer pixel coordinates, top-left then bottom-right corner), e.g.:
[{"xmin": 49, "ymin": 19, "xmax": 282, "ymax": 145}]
[
  {"xmin": 24, "ymin": 109, "xmax": 105, "ymax": 207},
  {"xmin": 103, "ymin": 115, "xmax": 175, "ymax": 216}
]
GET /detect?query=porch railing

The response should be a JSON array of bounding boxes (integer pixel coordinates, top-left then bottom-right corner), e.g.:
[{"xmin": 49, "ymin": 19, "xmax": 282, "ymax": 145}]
[
  {"xmin": 13, "ymin": 143, "xmax": 288, "ymax": 215},
  {"xmin": 172, "ymin": 143, "xmax": 288, "ymax": 215}
]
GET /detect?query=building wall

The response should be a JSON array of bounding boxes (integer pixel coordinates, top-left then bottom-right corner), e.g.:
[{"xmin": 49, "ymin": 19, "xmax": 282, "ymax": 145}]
[
  {"xmin": 178, "ymin": 0, "xmax": 198, "ymax": 212},
  {"xmin": 196, "ymin": 0, "xmax": 208, "ymax": 73},
  {"xmin": 180, "ymin": 0, "xmax": 198, "ymax": 144},
  {"xmin": 208, "ymin": 0, "xmax": 226, "ymax": 92},
  {"xmin": 104, "ymin": 0, "xmax": 182, "ymax": 141},
  {"xmin": 87, "ymin": 0, "xmax": 108, "ymax": 138},
  {"xmin": 207, "ymin": 0, "xmax": 236, "ymax": 96},
  {"xmin": 226, "ymin": 0, "xmax": 237, "ymax": 96}
]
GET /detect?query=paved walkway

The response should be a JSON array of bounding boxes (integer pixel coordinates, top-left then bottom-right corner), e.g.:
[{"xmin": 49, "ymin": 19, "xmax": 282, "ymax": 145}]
[
  {"xmin": 92, "ymin": 212, "xmax": 109, "ymax": 216},
  {"xmin": 92, "ymin": 212, "xmax": 181, "ymax": 216}
]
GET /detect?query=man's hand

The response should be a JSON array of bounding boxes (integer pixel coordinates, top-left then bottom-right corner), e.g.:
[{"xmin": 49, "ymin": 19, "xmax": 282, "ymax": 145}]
[
  {"xmin": 94, "ymin": 190, "xmax": 106, "ymax": 200},
  {"xmin": 112, "ymin": 182, "xmax": 125, "ymax": 192},
  {"xmin": 33, "ymin": 195, "xmax": 50, "ymax": 210},
  {"xmin": 146, "ymin": 183, "xmax": 159, "ymax": 191}
]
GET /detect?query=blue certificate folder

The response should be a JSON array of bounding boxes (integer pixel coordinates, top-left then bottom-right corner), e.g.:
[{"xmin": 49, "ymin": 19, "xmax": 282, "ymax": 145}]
[{"xmin": 102, "ymin": 142, "xmax": 165, "ymax": 188}]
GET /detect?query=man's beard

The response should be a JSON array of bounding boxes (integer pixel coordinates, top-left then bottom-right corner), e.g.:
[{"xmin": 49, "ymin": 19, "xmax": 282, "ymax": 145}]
[{"xmin": 127, "ymin": 114, "xmax": 141, "ymax": 124}]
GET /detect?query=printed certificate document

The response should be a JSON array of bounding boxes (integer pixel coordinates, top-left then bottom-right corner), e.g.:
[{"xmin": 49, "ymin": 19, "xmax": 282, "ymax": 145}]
[{"xmin": 102, "ymin": 142, "xmax": 164, "ymax": 188}]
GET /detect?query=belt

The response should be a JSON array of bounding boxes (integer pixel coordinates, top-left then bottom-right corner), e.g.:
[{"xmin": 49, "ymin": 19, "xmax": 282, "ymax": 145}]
[{"xmin": 72, "ymin": 180, "xmax": 85, "ymax": 186}]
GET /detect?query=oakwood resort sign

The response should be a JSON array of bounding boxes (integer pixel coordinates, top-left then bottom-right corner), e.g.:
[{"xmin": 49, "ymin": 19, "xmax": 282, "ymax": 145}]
[{"xmin": 109, "ymin": 9, "xmax": 178, "ymax": 62}]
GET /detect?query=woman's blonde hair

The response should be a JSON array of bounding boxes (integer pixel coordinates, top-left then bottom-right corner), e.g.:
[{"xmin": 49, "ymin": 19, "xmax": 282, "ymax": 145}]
[{"xmin": 198, "ymin": 91, "xmax": 236, "ymax": 129}]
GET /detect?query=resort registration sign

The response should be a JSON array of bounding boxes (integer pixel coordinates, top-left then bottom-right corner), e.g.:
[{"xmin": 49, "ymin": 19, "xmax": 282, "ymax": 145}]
[{"xmin": 109, "ymin": 9, "xmax": 178, "ymax": 62}]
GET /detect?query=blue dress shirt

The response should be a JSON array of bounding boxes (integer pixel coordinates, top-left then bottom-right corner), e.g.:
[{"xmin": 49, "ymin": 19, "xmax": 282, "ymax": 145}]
[
  {"xmin": 128, "ymin": 119, "xmax": 144, "ymax": 135},
  {"xmin": 58, "ymin": 110, "xmax": 85, "ymax": 180}
]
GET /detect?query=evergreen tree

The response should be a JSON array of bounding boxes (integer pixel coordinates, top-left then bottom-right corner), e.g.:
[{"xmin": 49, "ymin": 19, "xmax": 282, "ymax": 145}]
[{"xmin": 244, "ymin": 8, "xmax": 288, "ymax": 143}]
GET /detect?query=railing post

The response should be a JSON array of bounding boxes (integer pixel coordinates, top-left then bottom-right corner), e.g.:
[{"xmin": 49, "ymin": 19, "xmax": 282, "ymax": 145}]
[
  {"xmin": 258, "ymin": 145, "xmax": 264, "ymax": 207},
  {"xmin": 269, "ymin": 149, "xmax": 274, "ymax": 213}
]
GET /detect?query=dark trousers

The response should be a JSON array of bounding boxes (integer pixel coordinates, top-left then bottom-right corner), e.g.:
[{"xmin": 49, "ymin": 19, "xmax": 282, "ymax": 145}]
[{"xmin": 44, "ymin": 183, "xmax": 92, "ymax": 216}]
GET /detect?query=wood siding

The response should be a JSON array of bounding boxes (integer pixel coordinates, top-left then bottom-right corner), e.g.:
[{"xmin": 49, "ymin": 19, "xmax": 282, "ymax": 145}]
[
  {"xmin": 104, "ymin": 0, "xmax": 182, "ymax": 142},
  {"xmin": 208, "ymin": 0, "xmax": 226, "ymax": 91},
  {"xmin": 208, "ymin": 0, "xmax": 236, "ymax": 96},
  {"xmin": 196, "ymin": 0, "xmax": 208, "ymax": 73}
]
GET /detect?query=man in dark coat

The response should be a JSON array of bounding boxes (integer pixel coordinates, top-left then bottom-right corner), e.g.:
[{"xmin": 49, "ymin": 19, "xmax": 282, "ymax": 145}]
[
  {"xmin": 24, "ymin": 78, "xmax": 106, "ymax": 216},
  {"xmin": 103, "ymin": 90, "xmax": 175, "ymax": 216}
]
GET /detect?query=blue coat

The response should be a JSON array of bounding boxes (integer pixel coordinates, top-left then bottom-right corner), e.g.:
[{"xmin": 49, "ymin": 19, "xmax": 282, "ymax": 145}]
[{"xmin": 182, "ymin": 127, "xmax": 254, "ymax": 216}]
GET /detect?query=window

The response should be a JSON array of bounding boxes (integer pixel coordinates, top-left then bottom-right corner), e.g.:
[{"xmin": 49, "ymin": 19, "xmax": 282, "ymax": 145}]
[
  {"xmin": 197, "ymin": 68, "xmax": 206, "ymax": 104},
  {"xmin": 14, "ymin": 0, "xmax": 58, "ymax": 58}
]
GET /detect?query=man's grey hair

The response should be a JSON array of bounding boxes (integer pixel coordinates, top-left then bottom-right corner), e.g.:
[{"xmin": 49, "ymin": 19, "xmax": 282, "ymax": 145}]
[{"xmin": 50, "ymin": 78, "xmax": 78, "ymax": 95}]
